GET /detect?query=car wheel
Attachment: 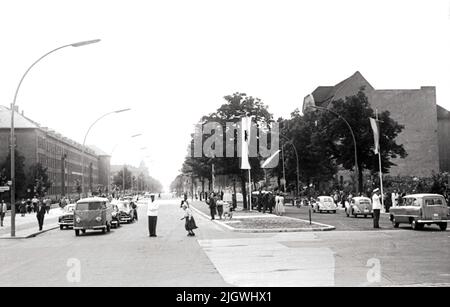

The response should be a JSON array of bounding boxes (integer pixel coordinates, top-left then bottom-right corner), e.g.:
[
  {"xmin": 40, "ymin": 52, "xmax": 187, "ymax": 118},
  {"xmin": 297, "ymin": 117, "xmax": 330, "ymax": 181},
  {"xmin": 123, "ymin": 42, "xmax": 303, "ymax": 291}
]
[
  {"xmin": 364, "ymin": 215, "xmax": 367, "ymax": 218},
  {"xmin": 333, "ymin": 210, "xmax": 336, "ymax": 214},
  {"xmin": 411, "ymin": 220, "xmax": 422, "ymax": 230},
  {"xmin": 352, "ymin": 209, "xmax": 357, "ymax": 218},
  {"xmin": 102, "ymin": 227, "xmax": 106, "ymax": 234},
  {"xmin": 81, "ymin": 229, "xmax": 86, "ymax": 234},
  {"xmin": 75, "ymin": 229, "xmax": 80, "ymax": 236},
  {"xmin": 106, "ymin": 223, "xmax": 111, "ymax": 232},
  {"xmin": 439, "ymin": 222, "xmax": 447, "ymax": 231},
  {"xmin": 60, "ymin": 225, "xmax": 64, "ymax": 230}
]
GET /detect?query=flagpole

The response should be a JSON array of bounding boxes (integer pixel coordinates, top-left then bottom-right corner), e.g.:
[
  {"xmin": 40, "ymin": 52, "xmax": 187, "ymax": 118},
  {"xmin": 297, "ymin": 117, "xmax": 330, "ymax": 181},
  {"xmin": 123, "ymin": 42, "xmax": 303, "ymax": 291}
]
[{"xmin": 376, "ymin": 110, "xmax": 384, "ymax": 209}]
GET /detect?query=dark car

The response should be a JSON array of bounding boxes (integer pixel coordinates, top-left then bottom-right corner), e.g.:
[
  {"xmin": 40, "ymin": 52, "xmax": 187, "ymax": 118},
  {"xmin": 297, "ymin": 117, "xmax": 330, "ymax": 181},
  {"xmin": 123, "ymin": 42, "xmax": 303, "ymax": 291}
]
[{"xmin": 111, "ymin": 204, "xmax": 121, "ymax": 228}]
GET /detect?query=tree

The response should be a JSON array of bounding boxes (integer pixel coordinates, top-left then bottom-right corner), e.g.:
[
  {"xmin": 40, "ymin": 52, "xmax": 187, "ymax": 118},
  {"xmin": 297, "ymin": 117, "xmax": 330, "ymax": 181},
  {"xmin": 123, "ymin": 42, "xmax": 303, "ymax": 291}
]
[
  {"xmin": 321, "ymin": 89, "xmax": 407, "ymax": 192},
  {"xmin": 113, "ymin": 167, "xmax": 132, "ymax": 191},
  {"xmin": 27, "ymin": 163, "xmax": 52, "ymax": 198},
  {"xmin": 0, "ymin": 150, "xmax": 27, "ymax": 199}
]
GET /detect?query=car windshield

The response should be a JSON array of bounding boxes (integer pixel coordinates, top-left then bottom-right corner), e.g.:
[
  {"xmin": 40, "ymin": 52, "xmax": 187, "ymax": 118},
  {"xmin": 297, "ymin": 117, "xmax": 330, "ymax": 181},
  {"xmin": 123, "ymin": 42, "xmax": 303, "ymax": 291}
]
[
  {"xmin": 424, "ymin": 198, "xmax": 444, "ymax": 206},
  {"xmin": 359, "ymin": 200, "xmax": 370, "ymax": 205},
  {"xmin": 76, "ymin": 202, "xmax": 104, "ymax": 211},
  {"xmin": 64, "ymin": 205, "xmax": 75, "ymax": 212},
  {"xmin": 322, "ymin": 198, "xmax": 333, "ymax": 203}
]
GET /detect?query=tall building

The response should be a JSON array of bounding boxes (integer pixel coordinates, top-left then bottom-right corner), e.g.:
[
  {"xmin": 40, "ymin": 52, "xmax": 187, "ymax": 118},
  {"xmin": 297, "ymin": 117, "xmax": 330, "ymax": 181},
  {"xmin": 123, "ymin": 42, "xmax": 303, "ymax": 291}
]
[
  {"xmin": 0, "ymin": 105, "xmax": 110, "ymax": 199},
  {"xmin": 306, "ymin": 71, "xmax": 449, "ymax": 177}
]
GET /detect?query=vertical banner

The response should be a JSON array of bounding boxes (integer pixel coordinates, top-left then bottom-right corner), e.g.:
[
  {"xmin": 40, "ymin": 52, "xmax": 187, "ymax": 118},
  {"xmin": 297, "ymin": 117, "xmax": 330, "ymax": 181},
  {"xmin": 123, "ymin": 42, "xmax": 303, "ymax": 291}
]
[
  {"xmin": 240, "ymin": 116, "xmax": 252, "ymax": 169},
  {"xmin": 369, "ymin": 117, "xmax": 379, "ymax": 154}
]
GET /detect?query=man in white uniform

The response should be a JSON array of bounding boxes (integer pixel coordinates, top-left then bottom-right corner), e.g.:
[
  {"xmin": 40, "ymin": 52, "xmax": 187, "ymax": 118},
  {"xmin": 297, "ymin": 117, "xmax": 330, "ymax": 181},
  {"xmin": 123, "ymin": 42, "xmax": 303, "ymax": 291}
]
[
  {"xmin": 372, "ymin": 188, "xmax": 382, "ymax": 229},
  {"xmin": 147, "ymin": 194, "xmax": 159, "ymax": 237}
]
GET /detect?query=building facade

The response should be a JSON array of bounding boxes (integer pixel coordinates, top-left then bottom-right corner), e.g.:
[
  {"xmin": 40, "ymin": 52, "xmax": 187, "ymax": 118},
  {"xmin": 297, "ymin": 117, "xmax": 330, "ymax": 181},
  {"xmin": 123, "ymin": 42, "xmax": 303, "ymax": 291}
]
[
  {"xmin": 307, "ymin": 71, "xmax": 449, "ymax": 178},
  {"xmin": 0, "ymin": 105, "xmax": 110, "ymax": 199}
]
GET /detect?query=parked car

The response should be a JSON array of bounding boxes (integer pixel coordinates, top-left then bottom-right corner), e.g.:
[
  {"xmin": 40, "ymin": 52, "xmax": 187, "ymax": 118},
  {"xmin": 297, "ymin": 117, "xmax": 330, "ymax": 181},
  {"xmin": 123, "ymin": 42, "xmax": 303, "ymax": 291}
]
[
  {"xmin": 346, "ymin": 196, "xmax": 373, "ymax": 218},
  {"xmin": 116, "ymin": 200, "xmax": 135, "ymax": 223},
  {"xmin": 111, "ymin": 203, "xmax": 121, "ymax": 228},
  {"xmin": 313, "ymin": 196, "xmax": 337, "ymax": 213},
  {"xmin": 389, "ymin": 194, "xmax": 449, "ymax": 231},
  {"xmin": 58, "ymin": 203, "xmax": 75, "ymax": 229},
  {"xmin": 73, "ymin": 197, "xmax": 113, "ymax": 236}
]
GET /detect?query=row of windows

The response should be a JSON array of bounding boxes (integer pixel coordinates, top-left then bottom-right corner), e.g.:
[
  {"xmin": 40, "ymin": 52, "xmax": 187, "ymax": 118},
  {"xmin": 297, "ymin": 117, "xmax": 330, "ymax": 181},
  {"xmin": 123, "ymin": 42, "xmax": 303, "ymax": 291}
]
[
  {"xmin": 37, "ymin": 136, "xmax": 97, "ymax": 164},
  {"xmin": 38, "ymin": 153, "xmax": 98, "ymax": 172}
]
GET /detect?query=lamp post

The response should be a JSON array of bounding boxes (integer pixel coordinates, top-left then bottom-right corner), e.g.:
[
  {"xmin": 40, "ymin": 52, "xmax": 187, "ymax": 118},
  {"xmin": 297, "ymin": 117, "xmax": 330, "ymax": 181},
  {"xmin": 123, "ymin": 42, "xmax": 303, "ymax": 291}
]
[
  {"xmin": 280, "ymin": 135, "xmax": 300, "ymax": 197},
  {"xmin": 81, "ymin": 108, "xmax": 131, "ymax": 197},
  {"xmin": 9, "ymin": 39, "xmax": 100, "ymax": 237},
  {"xmin": 303, "ymin": 94, "xmax": 359, "ymax": 194}
]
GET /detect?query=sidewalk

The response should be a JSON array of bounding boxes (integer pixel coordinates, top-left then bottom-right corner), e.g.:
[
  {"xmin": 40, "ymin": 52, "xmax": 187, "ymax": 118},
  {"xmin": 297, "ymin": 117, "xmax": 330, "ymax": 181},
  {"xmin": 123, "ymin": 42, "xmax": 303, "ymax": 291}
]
[
  {"xmin": 0, "ymin": 207, "xmax": 63, "ymax": 239},
  {"xmin": 190, "ymin": 200, "xmax": 335, "ymax": 232}
]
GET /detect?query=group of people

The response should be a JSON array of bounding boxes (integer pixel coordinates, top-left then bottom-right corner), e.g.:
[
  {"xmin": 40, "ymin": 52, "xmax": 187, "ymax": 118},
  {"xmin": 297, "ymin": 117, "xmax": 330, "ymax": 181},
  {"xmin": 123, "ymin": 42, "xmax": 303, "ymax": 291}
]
[
  {"xmin": 255, "ymin": 190, "xmax": 286, "ymax": 216},
  {"xmin": 17, "ymin": 196, "xmax": 52, "ymax": 217}
]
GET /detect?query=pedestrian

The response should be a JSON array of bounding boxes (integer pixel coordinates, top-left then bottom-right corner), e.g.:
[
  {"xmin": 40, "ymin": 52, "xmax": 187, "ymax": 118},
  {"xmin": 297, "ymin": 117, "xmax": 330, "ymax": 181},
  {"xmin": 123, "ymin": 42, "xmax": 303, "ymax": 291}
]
[
  {"xmin": 147, "ymin": 194, "xmax": 159, "ymax": 237},
  {"xmin": 26, "ymin": 199, "xmax": 32, "ymax": 214},
  {"xmin": 216, "ymin": 199, "xmax": 224, "ymax": 220},
  {"xmin": 131, "ymin": 201, "xmax": 138, "ymax": 221},
  {"xmin": 391, "ymin": 189, "xmax": 399, "ymax": 207},
  {"xmin": 20, "ymin": 199, "xmax": 26, "ymax": 217},
  {"xmin": 32, "ymin": 196, "xmax": 39, "ymax": 213},
  {"xmin": 208, "ymin": 192, "xmax": 217, "ymax": 220},
  {"xmin": 372, "ymin": 188, "xmax": 382, "ymax": 229},
  {"xmin": 275, "ymin": 192, "xmax": 285, "ymax": 216},
  {"xmin": 45, "ymin": 198, "xmax": 51, "ymax": 214},
  {"xmin": 384, "ymin": 192, "xmax": 392, "ymax": 213},
  {"xmin": 36, "ymin": 200, "xmax": 46, "ymax": 231},
  {"xmin": 0, "ymin": 200, "xmax": 7, "ymax": 227},
  {"xmin": 181, "ymin": 203, "xmax": 197, "ymax": 236}
]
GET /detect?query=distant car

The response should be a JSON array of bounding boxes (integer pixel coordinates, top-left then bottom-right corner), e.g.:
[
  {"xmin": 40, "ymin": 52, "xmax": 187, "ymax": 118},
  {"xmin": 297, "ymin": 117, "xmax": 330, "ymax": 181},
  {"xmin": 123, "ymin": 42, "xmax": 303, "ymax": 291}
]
[
  {"xmin": 111, "ymin": 204, "xmax": 121, "ymax": 228},
  {"xmin": 346, "ymin": 197, "xmax": 373, "ymax": 218},
  {"xmin": 116, "ymin": 200, "xmax": 135, "ymax": 223},
  {"xmin": 58, "ymin": 204, "xmax": 75, "ymax": 229},
  {"xmin": 389, "ymin": 194, "xmax": 449, "ymax": 231},
  {"xmin": 313, "ymin": 196, "xmax": 337, "ymax": 213},
  {"xmin": 73, "ymin": 197, "xmax": 113, "ymax": 236}
]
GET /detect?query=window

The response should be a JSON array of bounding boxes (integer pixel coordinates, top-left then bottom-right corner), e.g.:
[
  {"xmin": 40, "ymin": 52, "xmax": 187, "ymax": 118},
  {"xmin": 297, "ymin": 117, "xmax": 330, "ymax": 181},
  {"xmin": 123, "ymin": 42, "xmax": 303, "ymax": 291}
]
[
  {"xmin": 76, "ymin": 202, "xmax": 104, "ymax": 211},
  {"xmin": 425, "ymin": 198, "xmax": 444, "ymax": 206},
  {"xmin": 403, "ymin": 198, "xmax": 420, "ymax": 207}
]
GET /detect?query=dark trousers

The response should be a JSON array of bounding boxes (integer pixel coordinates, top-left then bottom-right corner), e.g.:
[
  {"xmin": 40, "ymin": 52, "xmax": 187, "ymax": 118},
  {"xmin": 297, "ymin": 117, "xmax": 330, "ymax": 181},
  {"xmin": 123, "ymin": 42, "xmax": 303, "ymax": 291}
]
[
  {"xmin": 0, "ymin": 213, "xmax": 5, "ymax": 226},
  {"xmin": 373, "ymin": 209, "xmax": 380, "ymax": 228},
  {"xmin": 217, "ymin": 205, "xmax": 223, "ymax": 219},
  {"xmin": 210, "ymin": 207, "xmax": 216, "ymax": 220},
  {"xmin": 148, "ymin": 216, "xmax": 157, "ymax": 236},
  {"xmin": 37, "ymin": 214, "xmax": 45, "ymax": 230}
]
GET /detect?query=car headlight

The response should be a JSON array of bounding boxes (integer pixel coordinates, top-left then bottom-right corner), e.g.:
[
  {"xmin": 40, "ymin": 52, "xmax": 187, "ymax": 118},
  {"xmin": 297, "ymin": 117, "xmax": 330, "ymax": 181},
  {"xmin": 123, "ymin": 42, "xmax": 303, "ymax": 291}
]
[
  {"xmin": 76, "ymin": 217, "xmax": 81, "ymax": 223},
  {"xmin": 95, "ymin": 217, "xmax": 101, "ymax": 222}
]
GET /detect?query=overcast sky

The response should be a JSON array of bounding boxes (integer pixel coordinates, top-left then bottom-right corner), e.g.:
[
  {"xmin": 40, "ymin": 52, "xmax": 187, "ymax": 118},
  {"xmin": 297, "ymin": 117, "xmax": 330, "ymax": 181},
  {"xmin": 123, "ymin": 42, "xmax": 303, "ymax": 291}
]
[{"xmin": 0, "ymin": 0, "xmax": 449, "ymax": 191}]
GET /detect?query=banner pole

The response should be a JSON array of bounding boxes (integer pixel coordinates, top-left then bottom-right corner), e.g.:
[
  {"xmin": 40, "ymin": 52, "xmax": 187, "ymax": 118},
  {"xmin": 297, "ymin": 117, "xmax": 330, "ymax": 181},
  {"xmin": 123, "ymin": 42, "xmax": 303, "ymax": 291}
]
[
  {"xmin": 376, "ymin": 110, "xmax": 384, "ymax": 209},
  {"xmin": 248, "ymin": 169, "xmax": 252, "ymax": 211}
]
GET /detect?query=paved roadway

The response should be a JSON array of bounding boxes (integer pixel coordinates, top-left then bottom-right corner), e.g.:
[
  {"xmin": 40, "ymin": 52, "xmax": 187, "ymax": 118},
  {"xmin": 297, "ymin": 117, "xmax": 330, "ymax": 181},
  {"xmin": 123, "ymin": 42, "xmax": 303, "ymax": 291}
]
[{"xmin": 0, "ymin": 199, "xmax": 449, "ymax": 287}]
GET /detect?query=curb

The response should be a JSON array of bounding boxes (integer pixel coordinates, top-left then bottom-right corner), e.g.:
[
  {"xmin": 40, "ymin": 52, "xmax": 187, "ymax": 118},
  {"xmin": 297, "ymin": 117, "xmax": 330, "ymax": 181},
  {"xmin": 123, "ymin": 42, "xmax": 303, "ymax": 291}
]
[
  {"xmin": 0, "ymin": 224, "xmax": 59, "ymax": 239},
  {"xmin": 190, "ymin": 204, "xmax": 335, "ymax": 233}
]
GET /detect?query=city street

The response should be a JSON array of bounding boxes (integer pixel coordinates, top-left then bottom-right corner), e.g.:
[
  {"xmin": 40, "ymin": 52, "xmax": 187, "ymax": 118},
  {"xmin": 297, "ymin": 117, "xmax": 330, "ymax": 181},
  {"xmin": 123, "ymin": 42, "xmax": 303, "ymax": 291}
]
[{"xmin": 0, "ymin": 198, "xmax": 448, "ymax": 287}]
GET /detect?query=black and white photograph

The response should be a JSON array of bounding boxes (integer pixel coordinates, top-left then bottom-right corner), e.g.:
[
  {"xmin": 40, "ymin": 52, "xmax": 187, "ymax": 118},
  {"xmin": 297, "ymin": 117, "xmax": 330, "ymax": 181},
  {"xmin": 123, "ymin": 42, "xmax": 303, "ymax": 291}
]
[{"xmin": 0, "ymin": 0, "xmax": 449, "ymax": 293}]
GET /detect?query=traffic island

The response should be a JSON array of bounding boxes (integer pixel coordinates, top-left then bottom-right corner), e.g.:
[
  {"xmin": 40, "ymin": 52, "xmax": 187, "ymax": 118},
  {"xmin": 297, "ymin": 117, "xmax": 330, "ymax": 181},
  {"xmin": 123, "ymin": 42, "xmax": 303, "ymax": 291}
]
[{"xmin": 190, "ymin": 201, "xmax": 335, "ymax": 232}]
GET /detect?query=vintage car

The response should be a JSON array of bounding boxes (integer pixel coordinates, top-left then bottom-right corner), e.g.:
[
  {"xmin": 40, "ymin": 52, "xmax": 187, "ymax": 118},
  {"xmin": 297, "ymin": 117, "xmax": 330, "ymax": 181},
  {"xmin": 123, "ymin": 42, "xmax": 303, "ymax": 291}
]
[
  {"xmin": 116, "ymin": 200, "xmax": 136, "ymax": 223},
  {"xmin": 346, "ymin": 196, "xmax": 373, "ymax": 218},
  {"xmin": 389, "ymin": 194, "xmax": 449, "ymax": 231},
  {"xmin": 313, "ymin": 196, "xmax": 337, "ymax": 213},
  {"xmin": 111, "ymin": 203, "xmax": 121, "ymax": 228},
  {"xmin": 58, "ymin": 203, "xmax": 75, "ymax": 229},
  {"xmin": 73, "ymin": 197, "xmax": 113, "ymax": 236}
]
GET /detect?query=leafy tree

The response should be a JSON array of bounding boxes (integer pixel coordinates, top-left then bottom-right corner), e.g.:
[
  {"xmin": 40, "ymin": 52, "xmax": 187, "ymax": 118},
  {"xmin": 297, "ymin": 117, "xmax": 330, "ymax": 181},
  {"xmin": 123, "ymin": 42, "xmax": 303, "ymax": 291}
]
[
  {"xmin": 0, "ymin": 150, "xmax": 27, "ymax": 199},
  {"xmin": 113, "ymin": 167, "xmax": 132, "ymax": 191},
  {"xmin": 27, "ymin": 163, "xmax": 52, "ymax": 197},
  {"xmin": 319, "ymin": 89, "xmax": 407, "ymax": 192}
]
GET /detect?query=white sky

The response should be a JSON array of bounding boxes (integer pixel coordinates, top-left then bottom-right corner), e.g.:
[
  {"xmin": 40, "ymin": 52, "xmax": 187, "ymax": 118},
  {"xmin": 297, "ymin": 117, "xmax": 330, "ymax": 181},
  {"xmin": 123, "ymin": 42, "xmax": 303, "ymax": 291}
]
[{"xmin": 0, "ymin": 0, "xmax": 449, "ymax": 191}]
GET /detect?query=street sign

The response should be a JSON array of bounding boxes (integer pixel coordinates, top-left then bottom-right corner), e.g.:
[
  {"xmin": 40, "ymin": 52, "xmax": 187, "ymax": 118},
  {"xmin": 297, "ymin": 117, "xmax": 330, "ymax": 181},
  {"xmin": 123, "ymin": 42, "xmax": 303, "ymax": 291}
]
[{"xmin": 0, "ymin": 186, "xmax": 10, "ymax": 192}]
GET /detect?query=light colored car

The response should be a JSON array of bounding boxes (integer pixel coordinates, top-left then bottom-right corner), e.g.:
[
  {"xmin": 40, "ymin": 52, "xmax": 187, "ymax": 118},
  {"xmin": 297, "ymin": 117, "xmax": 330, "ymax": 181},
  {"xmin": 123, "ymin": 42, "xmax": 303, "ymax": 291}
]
[
  {"xmin": 389, "ymin": 194, "xmax": 449, "ymax": 231},
  {"xmin": 116, "ymin": 200, "xmax": 135, "ymax": 223},
  {"xmin": 73, "ymin": 197, "xmax": 113, "ymax": 236},
  {"xmin": 313, "ymin": 196, "xmax": 337, "ymax": 213},
  {"xmin": 58, "ymin": 204, "xmax": 75, "ymax": 229},
  {"xmin": 346, "ymin": 197, "xmax": 373, "ymax": 218}
]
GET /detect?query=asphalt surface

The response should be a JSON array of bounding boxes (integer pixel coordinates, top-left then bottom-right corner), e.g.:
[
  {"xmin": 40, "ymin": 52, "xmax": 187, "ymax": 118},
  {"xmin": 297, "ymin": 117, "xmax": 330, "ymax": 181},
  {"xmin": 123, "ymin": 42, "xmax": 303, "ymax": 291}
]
[{"xmin": 0, "ymin": 198, "xmax": 449, "ymax": 287}]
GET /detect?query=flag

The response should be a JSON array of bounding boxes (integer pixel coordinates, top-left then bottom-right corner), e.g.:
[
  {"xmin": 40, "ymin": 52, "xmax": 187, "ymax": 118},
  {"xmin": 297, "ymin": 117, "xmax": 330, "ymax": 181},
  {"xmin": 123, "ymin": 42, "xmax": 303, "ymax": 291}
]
[
  {"xmin": 260, "ymin": 150, "xmax": 280, "ymax": 169},
  {"xmin": 240, "ymin": 116, "xmax": 252, "ymax": 169},
  {"xmin": 370, "ymin": 118, "xmax": 380, "ymax": 154}
]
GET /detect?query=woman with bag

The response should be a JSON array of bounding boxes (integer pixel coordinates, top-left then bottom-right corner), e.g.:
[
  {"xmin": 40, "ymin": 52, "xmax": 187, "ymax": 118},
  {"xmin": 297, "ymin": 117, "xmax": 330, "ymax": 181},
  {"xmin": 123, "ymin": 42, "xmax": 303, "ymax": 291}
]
[{"xmin": 181, "ymin": 203, "xmax": 198, "ymax": 236}]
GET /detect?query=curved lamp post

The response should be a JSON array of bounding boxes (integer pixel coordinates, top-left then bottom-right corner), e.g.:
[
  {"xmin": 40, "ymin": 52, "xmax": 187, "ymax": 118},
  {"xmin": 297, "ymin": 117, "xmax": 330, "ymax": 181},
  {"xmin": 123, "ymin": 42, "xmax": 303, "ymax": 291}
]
[
  {"xmin": 9, "ymin": 39, "xmax": 100, "ymax": 237},
  {"xmin": 81, "ymin": 108, "xmax": 131, "ymax": 197},
  {"xmin": 303, "ymin": 94, "xmax": 359, "ymax": 194},
  {"xmin": 280, "ymin": 135, "xmax": 300, "ymax": 197}
]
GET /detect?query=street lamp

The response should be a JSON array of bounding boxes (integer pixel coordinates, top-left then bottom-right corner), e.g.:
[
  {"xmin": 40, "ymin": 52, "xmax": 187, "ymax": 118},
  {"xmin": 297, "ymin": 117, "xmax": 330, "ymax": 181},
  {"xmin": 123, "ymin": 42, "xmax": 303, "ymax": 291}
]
[
  {"xmin": 9, "ymin": 39, "xmax": 100, "ymax": 237},
  {"xmin": 81, "ymin": 108, "xmax": 131, "ymax": 197},
  {"xmin": 302, "ymin": 94, "xmax": 359, "ymax": 194},
  {"xmin": 279, "ymin": 135, "xmax": 300, "ymax": 197}
]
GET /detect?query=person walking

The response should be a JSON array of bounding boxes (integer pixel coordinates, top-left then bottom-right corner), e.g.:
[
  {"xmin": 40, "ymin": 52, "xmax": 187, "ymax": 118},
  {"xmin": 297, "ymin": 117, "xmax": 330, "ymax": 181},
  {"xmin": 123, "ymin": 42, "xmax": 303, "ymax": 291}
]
[
  {"xmin": 147, "ymin": 194, "xmax": 159, "ymax": 237},
  {"xmin": 0, "ymin": 200, "xmax": 7, "ymax": 227},
  {"xmin": 45, "ymin": 198, "xmax": 51, "ymax": 214},
  {"xmin": 181, "ymin": 203, "xmax": 197, "ymax": 236},
  {"xmin": 216, "ymin": 199, "xmax": 224, "ymax": 220},
  {"xmin": 275, "ymin": 192, "xmax": 285, "ymax": 216},
  {"xmin": 20, "ymin": 199, "xmax": 26, "ymax": 217},
  {"xmin": 208, "ymin": 192, "xmax": 217, "ymax": 220},
  {"xmin": 32, "ymin": 196, "xmax": 39, "ymax": 213},
  {"xmin": 36, "ymin": 200, "xmax": 46, "ymax": 231},
  {"xmin": 372, "ymin": 188, "xmax": 382, "ymax": 229},
  {"xmin": 26, "ymin": 199, "xmax": 32, "ymax": 214}
]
